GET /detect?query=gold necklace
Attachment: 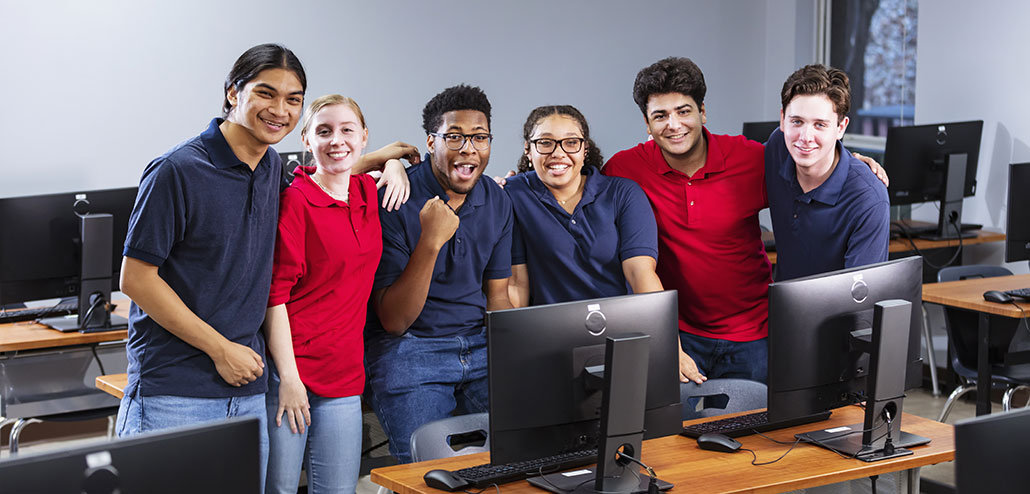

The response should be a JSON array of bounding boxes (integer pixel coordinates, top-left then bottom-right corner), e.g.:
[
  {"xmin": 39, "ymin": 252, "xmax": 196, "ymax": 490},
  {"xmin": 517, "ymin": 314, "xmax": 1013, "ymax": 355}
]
[
  {"xmin": 555, "ymin": 177, "xmax": 585, "ymax": 205},
  {"xmin": 311, "ymin": 175, "xmax": 348, "ymax": 202}
]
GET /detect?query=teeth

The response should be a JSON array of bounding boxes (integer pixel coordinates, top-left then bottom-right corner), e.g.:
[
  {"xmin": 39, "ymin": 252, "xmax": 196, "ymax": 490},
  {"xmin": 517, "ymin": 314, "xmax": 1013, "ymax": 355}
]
[{"xmin": 329, "ymin": 152, "xmax": 349, "ymax": 158}]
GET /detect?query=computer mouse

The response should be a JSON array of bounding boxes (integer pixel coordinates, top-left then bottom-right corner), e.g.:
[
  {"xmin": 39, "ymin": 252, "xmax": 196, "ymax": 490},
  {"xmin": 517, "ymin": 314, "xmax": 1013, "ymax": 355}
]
[
  {"xmin": 983, "ymin": 290, "xmax": 1014, "ymax": 304},
  {"xmin": 696, "ymin": 432, "xmax": 742, "ymax": 453},
  {"xmin": 423, "ymin": 469, "xmax": 471, "ymax": 492}
]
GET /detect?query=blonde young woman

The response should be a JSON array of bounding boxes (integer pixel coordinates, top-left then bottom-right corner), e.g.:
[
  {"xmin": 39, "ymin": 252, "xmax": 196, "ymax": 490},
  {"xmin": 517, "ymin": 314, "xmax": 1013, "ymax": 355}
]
[{"xmin": 263, "ymin": 94, "xmax": 412, "ymax": 494}]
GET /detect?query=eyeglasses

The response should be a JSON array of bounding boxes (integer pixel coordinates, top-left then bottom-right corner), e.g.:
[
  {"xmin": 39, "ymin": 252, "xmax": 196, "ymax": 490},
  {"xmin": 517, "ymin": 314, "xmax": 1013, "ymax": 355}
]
[
  {"xmin": 529, "ymin": 137, "xmax": 585, "ymax": 154},
  {"xmin": 430, "ymin": 132, "xmax": 493, "ymax": 151}
]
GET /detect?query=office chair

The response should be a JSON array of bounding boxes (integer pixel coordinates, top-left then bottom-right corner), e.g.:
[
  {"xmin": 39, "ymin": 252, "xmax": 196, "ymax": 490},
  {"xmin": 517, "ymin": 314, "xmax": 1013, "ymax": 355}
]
[
  {"xmin": 8, "ymin": 407, "xmax": 119, "ymax": 454},
  {"xmin": 408, "ymin": 413, "xmax": 489, "ymax": 463},
  {"xmin": 936, "ymin": 265, "xmax": 1030, "ymax": 422},
  {"xmin": 680, "ymin": 379, "xmax": 767, "ymax": 420}
]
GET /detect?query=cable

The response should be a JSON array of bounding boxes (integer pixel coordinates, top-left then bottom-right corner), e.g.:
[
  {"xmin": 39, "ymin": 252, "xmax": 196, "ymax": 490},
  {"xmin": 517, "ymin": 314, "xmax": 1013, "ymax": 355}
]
[
  {"xmin": 463, "ymin": 485, "xmax": 500, "ymax": 494},
  {"xmin": 740, "ymin": 437, "xmax": 803, "ymax": 466},
  {"xmin": 615, "ymin": 451, "xmax": 659, "ymax": 494},
  {"xmin": 796, "ymin": 418, "xmax": 891, "ymax": 460},
  {"xmin": 91, "ymin": 345, "xmax": 107, "ymax": 376},
  {"xmin": 80, "ymin": 293, "xmax": 107, "ymax": 330},
  {"xmin": 890, "ymin": 215, "xmax": 964, "ymax": 270},
  {"xmin": 1008, "ymin": 299, "xmax": 1030, "ymax": 337}
]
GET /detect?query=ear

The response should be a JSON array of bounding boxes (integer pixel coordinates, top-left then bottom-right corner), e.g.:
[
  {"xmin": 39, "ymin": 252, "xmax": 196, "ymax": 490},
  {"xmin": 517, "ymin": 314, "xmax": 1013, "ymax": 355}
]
[
  {"xmin": 779, "ymin": 109, "xmax": 785, "ymax": 129},
  {"xmin": 226, "ymin": 85, "xmax": 239, "ymax": 109},
  {"xmin": 699, "ymin": 103, "xmax": 707, "ymax": 125},
  {"xmin": 837, "ymin": 116, "xmax": 850, "ymax": 140},
  {"xmin": 426, "ymin": 133, "xmax": 435, "ymax": 154},
  {"xmin": 361, "ymin": 127, "xmax": 369, "ymax": 149}
]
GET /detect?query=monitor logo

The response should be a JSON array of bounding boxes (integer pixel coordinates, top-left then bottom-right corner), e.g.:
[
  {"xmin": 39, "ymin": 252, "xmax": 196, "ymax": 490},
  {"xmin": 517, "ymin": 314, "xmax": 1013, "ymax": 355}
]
[
  {"xmin": 851, "ymin": 275, "xmax": 869, "ymax": 303},
  {"xmin": 585, "ymin": 303, "xmax": 606, "ymax": 336},
  {"xmin": 936, "ymin": 125, "xmax": 947, "ymax": 146}
]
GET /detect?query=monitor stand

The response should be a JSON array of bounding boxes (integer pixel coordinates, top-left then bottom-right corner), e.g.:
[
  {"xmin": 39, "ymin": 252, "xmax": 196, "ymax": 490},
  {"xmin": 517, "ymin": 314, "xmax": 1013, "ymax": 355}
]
[
  {"xmin": 529, "ymin": 334, "xmax": 672, "ymax": 494},
  {"xmin": 40, "ymin": 214, "xmax": 127, "ymax": 333},
  {"xmin": 920, "ymin": 153, "xmax": 976, "ymax": 241}
]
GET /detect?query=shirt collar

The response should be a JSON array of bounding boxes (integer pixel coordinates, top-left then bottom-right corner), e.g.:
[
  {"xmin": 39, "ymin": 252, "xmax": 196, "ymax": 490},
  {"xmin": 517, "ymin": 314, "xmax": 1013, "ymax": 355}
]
[
  {"xmin": 527, "ymin": 167, "xmax": 600, "ymax": 209},
  {"xmin": 783, "ymin": 139, "xmax": 851, "ymax": 205},
  {"xmin": 200, "ymin": 117, "xmax": 273, "ymax": 172},
  {"xmin": 649, "ymin": 127, "xmax": 725, "ymax": 177},
  {"xmin": 292, "ymin": 166, "xmax": 370, "ymax": 209}
]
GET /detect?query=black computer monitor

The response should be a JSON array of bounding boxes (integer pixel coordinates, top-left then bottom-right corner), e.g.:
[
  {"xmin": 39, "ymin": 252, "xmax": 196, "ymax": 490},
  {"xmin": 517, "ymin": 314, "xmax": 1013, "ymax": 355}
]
[
  {"xmin": 486, "ymin": 291, "xmax": 682, "ymax": 469},
  {"xmin": 0, "ymin": 417, "xmax": 259, "ymax": 493},
  {"xmin": 767, "ymin": 256, "xmax": 924, "ymax": 422},
  {"xmin": 955, "ymin": 407, "xmax": 1030, "ymax": 494},
  {"xmin": 883, "ymin": 120, "xmax": 984, "ymax": 239},
  {"xmin": 741, "ymin": 120, "xmax": 779, "ymax": 143},
  {"xmin": 0, "ymin": 187, "xmax": 137, "ymax": 329},
  {"xmin": 1005, "ymin": 162, "xmax": 1030, "ymax": 263}
]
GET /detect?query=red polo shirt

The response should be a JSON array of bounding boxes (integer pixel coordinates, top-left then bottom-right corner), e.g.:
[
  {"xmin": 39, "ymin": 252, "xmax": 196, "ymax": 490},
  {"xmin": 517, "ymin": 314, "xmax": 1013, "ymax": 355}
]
[
  {"xmin": 603, "ymin": 129, "xmax": 771, "ymax": 341},
  {"xmin": 268, "ymin": 166, "xmax": 382, "ymax": 397}
]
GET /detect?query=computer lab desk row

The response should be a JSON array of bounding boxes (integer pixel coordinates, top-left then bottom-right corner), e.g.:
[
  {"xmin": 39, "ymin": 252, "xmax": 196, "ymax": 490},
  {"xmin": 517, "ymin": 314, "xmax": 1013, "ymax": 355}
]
[
  {"xmin": 762, "ymin": 226, "xmax": 1006, "ymax": 266},
  {"xmin": 0, "ymin": 305, "xmax": 129, "ymax": 431},
  {"xmin": 371, "ymin": 406, "xmax": 955, "ymax": 494}
]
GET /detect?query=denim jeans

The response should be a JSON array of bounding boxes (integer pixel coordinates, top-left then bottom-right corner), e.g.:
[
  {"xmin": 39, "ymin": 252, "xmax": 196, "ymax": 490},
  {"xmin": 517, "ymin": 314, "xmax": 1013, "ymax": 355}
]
[
  {"xmin": 115, "ymin": 388, "xmax": 268, "ymax": 491},
  {"xmin": 265, "ymin": 368, "xmax": 362, "ymax": 494},
  {"xmin": 678, "ymin": 332, "xmax": 768, "ymax": 383},
  {"xmin": 365, "ymin": 328, "xmax": 488, "ymax": 463}
]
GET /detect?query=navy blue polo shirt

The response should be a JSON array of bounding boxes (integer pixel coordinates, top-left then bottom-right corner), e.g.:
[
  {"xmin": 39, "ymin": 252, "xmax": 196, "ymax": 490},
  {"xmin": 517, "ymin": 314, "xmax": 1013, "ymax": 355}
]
[
  {"xmin": 765, "ymin": 128, "xmax": 890, "ymax": 281},
  {"xmin": 123, "ymin": 118, "xmax": 281, "ymax": 398},
  {"xmin": 507, "ymin": 169, "xmax": 658, "ymax": 305},
  {"xmin": 372, "ymin": 157, "xmax": 513, "ymax": 337}
]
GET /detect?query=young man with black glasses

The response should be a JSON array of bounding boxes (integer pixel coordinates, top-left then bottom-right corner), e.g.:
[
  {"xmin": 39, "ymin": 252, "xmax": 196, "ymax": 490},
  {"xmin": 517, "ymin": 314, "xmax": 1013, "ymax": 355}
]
[{"xmin": 365, "ymin": 84, "xmax": 514, "ymax": 463}]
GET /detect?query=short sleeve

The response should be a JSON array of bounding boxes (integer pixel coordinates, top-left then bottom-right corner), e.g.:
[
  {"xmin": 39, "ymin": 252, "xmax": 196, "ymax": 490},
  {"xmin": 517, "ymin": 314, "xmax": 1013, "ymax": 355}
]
[
  {"xmin": 268, "ymin": 187, "xmax": 307, "ymax": 307},
  {"xmin": 614, "ymin": 180, "xmax": 659, "ymax": 261},
  {"xmin": 483, "ymin": 197, "xmax": 513, "ymax": 280},
  {"xmin": 373, "ymin": 202, "xmax": 413, "ymax": 291},
  {"xmin": 122, "ymin": 158, "xmax": 187, "ymax": 267}
]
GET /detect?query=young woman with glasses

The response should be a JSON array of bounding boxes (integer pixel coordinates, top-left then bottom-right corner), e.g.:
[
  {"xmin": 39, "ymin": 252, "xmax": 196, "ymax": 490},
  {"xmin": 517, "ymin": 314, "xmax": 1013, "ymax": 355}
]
[{"xmin": 505, "ymin": 105, "xmax": 664, "ymax": 307}]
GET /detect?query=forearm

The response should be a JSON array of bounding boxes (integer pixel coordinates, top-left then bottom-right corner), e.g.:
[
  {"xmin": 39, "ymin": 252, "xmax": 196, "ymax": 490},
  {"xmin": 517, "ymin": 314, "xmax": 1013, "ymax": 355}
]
[
  {"xmin": 485, "ymin": 278, "xmax": 513, "ymax": 311},
  {"xmin": 374, "ymin": 240, "xmax": 443, "ymax": 334},
  {"xmin": 120, "ymin": 257, "xmax": 230, "ymax": 358},
  {"xmin": 507, "ymin": 265, "xmax": 530, "ymax": 308},
  {"xmin": 263, "ymin": 304, "xmax": 302, "ymax": 381},
  {"xmin": 622, "ymin": 256, "xmax": 664, "ymax": 294}
]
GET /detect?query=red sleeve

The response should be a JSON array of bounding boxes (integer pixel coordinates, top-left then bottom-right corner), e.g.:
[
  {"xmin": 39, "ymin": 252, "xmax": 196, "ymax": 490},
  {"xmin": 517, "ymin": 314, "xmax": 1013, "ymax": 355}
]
[{"xmin": 268, "ymin": 187, "xmax": 307, "ymax": 307}]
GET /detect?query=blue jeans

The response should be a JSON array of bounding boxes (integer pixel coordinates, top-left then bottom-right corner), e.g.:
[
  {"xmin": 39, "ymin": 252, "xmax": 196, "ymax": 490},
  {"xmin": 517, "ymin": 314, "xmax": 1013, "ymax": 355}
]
[
  {"xmin": 115, "ymin": 388, "xmax": 268, "ymax": 491},
  {"xmin": 678, "ymin": 332, "xmax": 768, "ymax": 383},
  {"xmin": 365, "ymin": 328, "xmax": 488, "ymax": 463},
  {"xmin": 265, "ymin": 368, "xmax": 362, "ymax": 494}
]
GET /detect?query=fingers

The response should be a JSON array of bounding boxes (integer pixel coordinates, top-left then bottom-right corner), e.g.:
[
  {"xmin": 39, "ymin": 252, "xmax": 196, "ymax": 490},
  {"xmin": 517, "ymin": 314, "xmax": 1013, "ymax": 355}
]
[
  {"xmin": 302, "ymin": 406, "xmax": 312, "ymax": 427},
  {"xmin": 287, "ymin": 408, "xmax": 299, "ymax": 434},
  {"xmin": 276, "ymin": 406, "xmax": 285, "ymax": 427}
]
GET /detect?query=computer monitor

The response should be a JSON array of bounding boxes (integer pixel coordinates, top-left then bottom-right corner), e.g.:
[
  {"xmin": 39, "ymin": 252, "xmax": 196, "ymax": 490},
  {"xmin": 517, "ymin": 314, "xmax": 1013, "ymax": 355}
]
[
  {"xmin": 883, "ymin": 120, "xmax": 984, "ymax": 239},
  {"xmin": 0, "ymin": 187, "xmax": 137, "ymax": 329},
  {"xmin": 767, "ymin": 256, "xmax": 924, "ymax": 422},
  {"xmin": 486, "ymin": 291, "xmax": 681, "ymax": 486},
  {"xmin": 0, "ymin": 417, "xmax": 259, "ymax": 493},
  {"xmin": 955, "ymin": 407, "xmax": 1030, "ymax": 494},
  {"xmin": 1005, "ymin": 162, "xmax": 1030, "ymax": 263},
  {"xmin": 741, "ymin": 120, "xmax": 779, "ymax": 143}
]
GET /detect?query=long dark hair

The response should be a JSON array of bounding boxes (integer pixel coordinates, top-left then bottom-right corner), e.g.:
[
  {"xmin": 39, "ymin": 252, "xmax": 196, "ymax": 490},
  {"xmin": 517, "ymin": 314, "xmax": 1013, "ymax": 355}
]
[
  {"xmin": 516, "ymin": 105, "xmax": 603, "ymax": 174},
  {"xmin": 222, "ymin": 43, "xmax": 307, "ymax": 118}
]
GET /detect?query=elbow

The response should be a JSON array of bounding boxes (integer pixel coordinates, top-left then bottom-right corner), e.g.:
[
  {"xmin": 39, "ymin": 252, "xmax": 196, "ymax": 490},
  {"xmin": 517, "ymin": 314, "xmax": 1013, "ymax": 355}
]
[{"xmin": 379, "ymin": 316, "xmax": 409, "ymax": 336}]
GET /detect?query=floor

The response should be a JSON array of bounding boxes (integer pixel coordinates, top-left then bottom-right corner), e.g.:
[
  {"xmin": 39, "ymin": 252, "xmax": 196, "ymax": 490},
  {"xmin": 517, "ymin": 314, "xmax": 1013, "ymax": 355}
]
[{"xmin": 1, "ymin": 387, "xmax": 987, "ymax": 493}]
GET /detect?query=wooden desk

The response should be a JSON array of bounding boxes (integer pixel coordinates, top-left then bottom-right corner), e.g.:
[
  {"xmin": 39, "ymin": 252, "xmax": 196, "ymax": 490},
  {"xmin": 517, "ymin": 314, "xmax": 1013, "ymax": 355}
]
[
  {"xmin": 95, "ymin": 373, "xmax": 128, "ymax": 400},
  {"xmin": 370, "ymin": 407, "xmax": 954, "ymax": 494},
  {"xmin": 0, "ymin": 305, "xmax": 129, "ymax": 352},
  {"xmin": 764, "ymin": 228, "xmax": 1005, "ymax": 266},
  {"xmin": 923, "ymin": 273, "xmax": 1030, "ymax": 415}
]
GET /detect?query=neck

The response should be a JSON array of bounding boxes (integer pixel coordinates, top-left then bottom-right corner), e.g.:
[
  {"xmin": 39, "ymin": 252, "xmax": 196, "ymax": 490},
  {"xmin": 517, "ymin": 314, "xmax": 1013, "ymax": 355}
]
[
  {"xmin": 219, "ymin": 119, "xmax": 267, "ymax": 170},
  {"xmin": 661, "ymin": 135, "xmax": 707, "ymax": 178},
  {"xmin": 547, "ymin": 173, "xmax": 585, "ymax": 204},
  {"xmin": 796, "ymin": 146, "xmax": 841, "ymax": 193},
  {"xmin": 312, "ymin": 168, "xmax": 352, "ymax": 201}
]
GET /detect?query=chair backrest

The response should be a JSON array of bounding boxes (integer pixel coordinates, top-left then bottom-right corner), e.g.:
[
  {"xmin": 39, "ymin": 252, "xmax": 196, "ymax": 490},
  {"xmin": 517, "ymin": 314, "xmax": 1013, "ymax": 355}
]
[
  {"xmin": 409, "ymin": 413, "xmax": 489, "ymax": 463},
  {"xmin": 936, "ymin": 265, "xmax": 1014, "ymax": 376},
  {"xmin": 680, "ymin": 378, "xmax": 767, "ymax": 420}
]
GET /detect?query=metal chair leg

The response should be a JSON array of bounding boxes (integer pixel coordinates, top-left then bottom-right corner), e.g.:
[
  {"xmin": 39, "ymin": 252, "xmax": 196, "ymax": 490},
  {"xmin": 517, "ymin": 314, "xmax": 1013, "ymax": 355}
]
[
  {"xmin": 9, "ymin": 418, "xmax": 42, "ymax": 454},
  {"xmin": 922, "ymin": 304, "xmax": 941, "ymax": 397},
  {"xmin": 107, "ymin": 415, "xmax": 116, "ymax": 439},
  {"xmin": 1002, "ymin": 385, "xmax": 1030, "ymax": 411},
  {"xmin": 939, "ymin": 384, "xmax": 976, "ymax": 422}
]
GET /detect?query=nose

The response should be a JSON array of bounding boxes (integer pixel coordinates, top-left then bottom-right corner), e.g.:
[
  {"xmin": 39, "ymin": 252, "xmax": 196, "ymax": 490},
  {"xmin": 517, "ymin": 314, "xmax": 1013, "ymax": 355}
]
[
  {"xmin": 459, "ymin": 137, "xmax": 477, "ymax": 154},
  {"xmin": 667, "ymin": 114, "xmax": 685, "ymax": 130}
]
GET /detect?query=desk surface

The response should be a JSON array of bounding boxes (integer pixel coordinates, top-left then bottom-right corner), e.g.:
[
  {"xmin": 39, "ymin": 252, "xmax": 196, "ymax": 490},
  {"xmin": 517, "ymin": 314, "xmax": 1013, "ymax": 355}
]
[
  {"xmin": 370, "ymin": 407, "xmax": 954, "ymax": 494},
  {"xmin": 764, "ymin": 228, "xmax": 1005, "ymax": 265},
  {"xmin": 95, "ymin": 373, "xmax": 128, "ymax": 400},
  {"xmin": 0, "ymin": 304, "xmax": 129, "ymax": 352},
  {"xmin": 922, "ymin": 273, "xmax": 1030, "ymax": 318}
]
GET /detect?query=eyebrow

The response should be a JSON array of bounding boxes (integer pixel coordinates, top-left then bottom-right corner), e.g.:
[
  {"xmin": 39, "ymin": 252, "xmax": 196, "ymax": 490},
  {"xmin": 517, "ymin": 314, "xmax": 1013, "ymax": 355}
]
[
  {"xmin": 254, "ymin": 82, "xmax": 305, "ymax": 96},
  {"xmin": 650, "ymin": 103, "xmax": 692, "ymax": 117},
  {"xmin": 787, "ymin": 114, "xmax": 832, "ymax": 123},
  {"xmin": 445, "ymin": 125, "xmax": 489, "ymax": 133}
]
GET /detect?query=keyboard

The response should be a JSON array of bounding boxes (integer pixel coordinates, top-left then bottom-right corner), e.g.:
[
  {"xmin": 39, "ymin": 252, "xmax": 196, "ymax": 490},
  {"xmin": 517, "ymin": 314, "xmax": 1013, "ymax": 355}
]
[
  {"xmin": 680, "ymin": 410, "xmax": 832, "ymax": 439},
  {"xmin": 1005, "ymin": 288, "xmax": 1030, "ymax": 299},
  {"xmin": 0, "ymin": 301, "xmax": 77, "ymax": 324},
  {"xmin": 451, "ymin": 448, "xmax": 597, "ymax": 487}
]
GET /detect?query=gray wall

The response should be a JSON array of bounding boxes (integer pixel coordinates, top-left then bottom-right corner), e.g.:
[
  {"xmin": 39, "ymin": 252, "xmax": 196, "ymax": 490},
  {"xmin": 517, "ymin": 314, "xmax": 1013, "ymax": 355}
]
[
  {"xmin": 2, "ymin": 0, "xmax": 807, "ymax": 198},
  {"xmin": 914, "ymin": 0, "xmax": 1030, "ymax": 272}
]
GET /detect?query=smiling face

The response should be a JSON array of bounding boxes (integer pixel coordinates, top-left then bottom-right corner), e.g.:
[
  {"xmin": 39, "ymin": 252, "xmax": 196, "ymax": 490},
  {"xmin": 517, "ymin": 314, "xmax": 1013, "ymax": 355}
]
[
  {"xmin": 427, "ymin": 109, "xmax": 490, "ymax": 197},
  {"xmin": 780, "ymin": 93, "xmax": 849, "ymax": 174},
  {"xmin": 225, "ymin": 68, "xmax": 304, "ymax": 147},
  {"xmin": 302, "ymin": 103, "xmax": 368, "ymax": 176},
  {"xmin": 644, "ymin": 92, "xmax": 706, "ymax": 162},
  {"xmin": 526, "ymin": 114, "xmax": 586, "ymax": 192}
]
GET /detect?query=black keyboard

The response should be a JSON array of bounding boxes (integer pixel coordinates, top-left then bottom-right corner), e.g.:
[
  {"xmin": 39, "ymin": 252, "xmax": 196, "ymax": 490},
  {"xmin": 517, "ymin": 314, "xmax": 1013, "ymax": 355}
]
[
  {"xmin": 452, "ymin": 448, "xmax": 597, "ymax": 487},
  {"xmin": 680, "ymin": 410, "xmax": 832, "ymax": 439},
  {"xmin": 0, "ymin": 301, "xmax": 77, "ymax": 324},
  {"xmin": 1005, "ymin": 288, "xmax": 1030, "ymax": 299}
]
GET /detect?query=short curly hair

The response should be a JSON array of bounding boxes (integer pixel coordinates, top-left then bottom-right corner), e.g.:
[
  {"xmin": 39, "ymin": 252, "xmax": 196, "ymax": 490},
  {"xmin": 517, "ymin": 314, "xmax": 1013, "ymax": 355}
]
[
  {"xmin": 422, "ymin": 84, "xmax": 492, "ymax": 134},
  {"xmin": 780, "ymin": 64, "xmax": 851, "ymax": 123},
  {"xmin": 516, "ymin": 105, "xmax": 603, "ymax": 174},
  {"xmin": 632, "ymin": 57, "xmax": 707, "ymax": 117}
]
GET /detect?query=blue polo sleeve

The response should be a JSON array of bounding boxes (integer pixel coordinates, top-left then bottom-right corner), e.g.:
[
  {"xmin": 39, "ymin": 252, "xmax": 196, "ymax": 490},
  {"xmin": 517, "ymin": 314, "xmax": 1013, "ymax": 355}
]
[
  {"xmin": 123, "ymin": 158, "xmax": 187, "ymax": 267},
  {"xmin": 613, "ymin": 179, "xmax": 659, "ymax": 261},
  {"xmin": 511, "ymin": 216, "xmax": 528, "ymax": 266},
  {"xmin": 484, "ymin": 192, "xmax": 514, "ymax": 280},
  {"xmin": 373, "ymin": 201, "xmax": 414, "ymax": 291},
  {"xmin": 844, "ymin": 198, "xmax": 891, "ymax": 269}
]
